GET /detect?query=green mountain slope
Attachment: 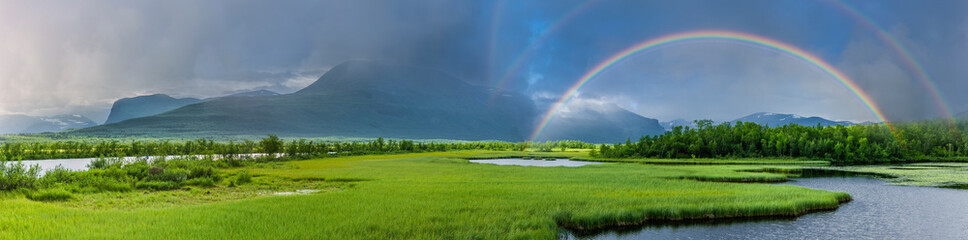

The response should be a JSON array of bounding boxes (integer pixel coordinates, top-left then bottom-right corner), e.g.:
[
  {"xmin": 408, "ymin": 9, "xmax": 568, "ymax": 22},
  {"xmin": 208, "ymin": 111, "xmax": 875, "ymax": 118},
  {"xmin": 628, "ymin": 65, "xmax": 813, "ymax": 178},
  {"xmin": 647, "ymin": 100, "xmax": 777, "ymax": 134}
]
[
  {"xmin": 73, "ymin": 61, "xmax": 673, "ymax": 142},
  {"xmin": 76, "ymin": 61, "xmax": 535, "ymax": 141},
  {"xmin": 536, "ymin": 102, "xmax": 666, "ymax": 143},
  {"xmin": 103, "ymin": 94, "xmax": 202, "ymax": 124}
]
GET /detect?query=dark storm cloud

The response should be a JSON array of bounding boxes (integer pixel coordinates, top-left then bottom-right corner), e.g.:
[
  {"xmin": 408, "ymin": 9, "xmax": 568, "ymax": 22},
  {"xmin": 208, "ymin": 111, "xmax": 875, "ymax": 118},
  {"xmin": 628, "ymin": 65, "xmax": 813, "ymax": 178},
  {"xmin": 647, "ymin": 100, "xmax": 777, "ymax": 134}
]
[
  {"xmin": 0, "ymin": 0, "xmax": 965, "ymax": 123},
  {"xmin": 0, "ymin": 0, "xmax": 494, "ymax": 121}
]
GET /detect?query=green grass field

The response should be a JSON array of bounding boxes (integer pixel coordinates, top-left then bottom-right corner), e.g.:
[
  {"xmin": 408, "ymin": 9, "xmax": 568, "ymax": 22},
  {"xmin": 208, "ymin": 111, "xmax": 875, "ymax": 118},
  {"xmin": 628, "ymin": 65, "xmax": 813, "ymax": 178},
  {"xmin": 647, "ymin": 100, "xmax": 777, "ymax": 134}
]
[{"xmin": 0, "ymin": 151, "xmax": 850, "ymax": 239}]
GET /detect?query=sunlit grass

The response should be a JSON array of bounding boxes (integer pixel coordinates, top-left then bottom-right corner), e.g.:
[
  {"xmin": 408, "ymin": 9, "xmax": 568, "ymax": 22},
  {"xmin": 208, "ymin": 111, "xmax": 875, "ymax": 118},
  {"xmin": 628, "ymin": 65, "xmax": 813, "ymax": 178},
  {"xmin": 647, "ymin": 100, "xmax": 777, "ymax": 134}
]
[{"xmin": 0, "ymin": 151, "xmax": 849, "ymax": 239}]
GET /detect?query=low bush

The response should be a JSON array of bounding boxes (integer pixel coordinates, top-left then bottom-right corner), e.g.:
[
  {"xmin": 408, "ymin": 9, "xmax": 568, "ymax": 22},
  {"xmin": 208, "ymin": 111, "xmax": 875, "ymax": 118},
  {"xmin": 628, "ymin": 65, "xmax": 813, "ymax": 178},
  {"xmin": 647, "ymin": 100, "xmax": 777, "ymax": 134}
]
[
  {"xmin": 185, "ymin": 177, "xmax": 215, "ymax": 187},
  {"xmin": 232, "ymin": 171, "xmax": 252, "ymax": 186},
  {"xmin": 26, "ymin": 189, "xmax": 73, "ymax": 202},
  {"xmin": 215, "ymin": 157, "xmax": 246, "ymax": 168},
  {"xmin": 146, "ymin": 168, "xmax": 189, "ymax": 183},
  {"xmin": 122, "ymin": 161, "xmax": 151, "ymax": 180},
  {"xmin": 87, "ymin": 157, "xmax": 124, "ymax": 170},
  {"xmin": 189, "ymin": 166, "xmax": 220, "ymax": 182},
  {"xmin": 43, "ymin": 167, "xmax": 135, "ymax": 193},
  {"xmin": 135, "ymin": 181, "xmax": 182, "ymax": 191},
  {"xmin": 7, "ymin": 155, "xmax": 232, "ymax": 194},
  {"xmin": 39, "ymin": 165, "xmax": 73, "ymax": 188},
  {"xmin": 0, "ymin": 161, "xmax": 40, "ymax": 191}
]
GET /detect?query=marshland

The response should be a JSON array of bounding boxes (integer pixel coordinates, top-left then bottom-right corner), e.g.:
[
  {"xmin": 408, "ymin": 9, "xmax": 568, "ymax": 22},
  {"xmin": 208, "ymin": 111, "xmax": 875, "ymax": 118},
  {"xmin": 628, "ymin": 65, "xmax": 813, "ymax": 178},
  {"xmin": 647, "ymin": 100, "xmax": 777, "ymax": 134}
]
[
  {"xmin": 3, "ymin": 127, "xmax": 968, "ymax": 239},
  {"xmin": 3, "ymin": 0, "xmax": 968, "ymax": 239}
]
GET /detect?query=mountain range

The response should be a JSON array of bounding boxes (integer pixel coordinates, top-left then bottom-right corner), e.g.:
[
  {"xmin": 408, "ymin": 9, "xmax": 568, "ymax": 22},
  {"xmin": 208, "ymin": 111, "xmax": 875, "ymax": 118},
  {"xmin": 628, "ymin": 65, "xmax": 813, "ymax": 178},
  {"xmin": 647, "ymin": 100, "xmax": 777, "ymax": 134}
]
[
  {"xmin": 660, "ymin": 119, "xmax": 697, "ymax": 131},
  {"xmin": 103, "ymin": 90, "xmax": 279, "ymax": 124},
  {"xmin": 71, "ymin": 61, "xmax": 666, "ymax": 142},
  {"xmin": 0, "ymin": 114, "xmax": 97, "ymax": 134},
  {"xmin": 536, "ymin": 102, "xmax": 666, "ymax": 143},
  {"xmin": 661, "ymin": 112, "xmax": 856, "ymax": 131},
  {"xmin": 3, "ymin": 61, "xmax": 864, "ymax": 142},
  {"xmin": 732, "ymin": 112, "xmax": 855, "ymax": 127}
]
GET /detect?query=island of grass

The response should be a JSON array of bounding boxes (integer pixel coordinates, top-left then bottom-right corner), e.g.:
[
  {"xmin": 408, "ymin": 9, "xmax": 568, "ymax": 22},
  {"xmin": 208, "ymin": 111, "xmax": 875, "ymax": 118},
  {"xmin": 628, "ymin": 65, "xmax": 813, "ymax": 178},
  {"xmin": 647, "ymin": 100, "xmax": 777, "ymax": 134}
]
[{"xmin": 0, "ymin": 151, "xmax": 852, "ymax": 239}]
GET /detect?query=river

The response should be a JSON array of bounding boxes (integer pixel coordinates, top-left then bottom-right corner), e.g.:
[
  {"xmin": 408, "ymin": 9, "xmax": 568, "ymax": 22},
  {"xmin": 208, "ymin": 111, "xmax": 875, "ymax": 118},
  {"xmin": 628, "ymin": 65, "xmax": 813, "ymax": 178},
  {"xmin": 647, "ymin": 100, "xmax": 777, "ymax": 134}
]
[{"xmin": 564, "ymin": 176, "xmax": 968, "ymax": 239}]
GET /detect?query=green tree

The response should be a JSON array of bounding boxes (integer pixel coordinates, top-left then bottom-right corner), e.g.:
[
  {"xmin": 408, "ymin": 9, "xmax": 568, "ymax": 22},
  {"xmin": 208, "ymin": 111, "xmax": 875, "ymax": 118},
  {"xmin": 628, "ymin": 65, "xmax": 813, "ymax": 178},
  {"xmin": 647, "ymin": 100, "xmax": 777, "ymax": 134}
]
[{"xmin": 259, "ymin": 135, "xmax": 284, "ymax": 156}]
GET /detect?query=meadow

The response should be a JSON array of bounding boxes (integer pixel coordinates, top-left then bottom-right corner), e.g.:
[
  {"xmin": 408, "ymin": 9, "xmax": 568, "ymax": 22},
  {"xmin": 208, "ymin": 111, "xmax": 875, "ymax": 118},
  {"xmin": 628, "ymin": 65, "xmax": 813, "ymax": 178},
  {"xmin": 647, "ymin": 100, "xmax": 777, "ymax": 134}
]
[{"xmin": 0, "ymin": 150, "xmax": 851, "ymax": 239}]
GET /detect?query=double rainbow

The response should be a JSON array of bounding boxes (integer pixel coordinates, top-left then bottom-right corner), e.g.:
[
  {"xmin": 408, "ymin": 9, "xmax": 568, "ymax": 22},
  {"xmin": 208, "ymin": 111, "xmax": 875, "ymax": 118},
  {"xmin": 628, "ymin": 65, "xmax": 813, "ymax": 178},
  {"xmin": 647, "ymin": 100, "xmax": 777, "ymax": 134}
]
[
  {"xmin": 488, "ymin": 0, "xmax": 601, "ymax": 102},
  {"xmin": 829, "ymin": 0, "xmax": 956, "ymax": 124},
  {"xmin": 529, "ymin": 30, "xmax": 895, "ymax": 142}
]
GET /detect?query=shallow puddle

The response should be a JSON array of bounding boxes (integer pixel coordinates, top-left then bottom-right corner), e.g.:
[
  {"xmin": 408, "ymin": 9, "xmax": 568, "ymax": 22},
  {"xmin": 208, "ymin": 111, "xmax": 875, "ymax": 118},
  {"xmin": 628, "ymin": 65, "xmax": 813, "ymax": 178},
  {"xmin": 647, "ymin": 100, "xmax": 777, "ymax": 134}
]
[{"xmin": 469, "ymin": 158, "xmax": 601, "ymax": 167}]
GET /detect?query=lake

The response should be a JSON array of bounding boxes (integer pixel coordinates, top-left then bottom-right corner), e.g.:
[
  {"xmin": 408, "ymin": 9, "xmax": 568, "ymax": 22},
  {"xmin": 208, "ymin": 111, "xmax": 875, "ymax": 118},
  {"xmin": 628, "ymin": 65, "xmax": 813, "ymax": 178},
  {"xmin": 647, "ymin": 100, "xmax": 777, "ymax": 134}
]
[
  {"xmin": 12, "ymin": 153, "xmax": 277, "ymax": 173},
  {"xmin": 563, "ymin": 176, "xmax": 968, "ymax": 239}
]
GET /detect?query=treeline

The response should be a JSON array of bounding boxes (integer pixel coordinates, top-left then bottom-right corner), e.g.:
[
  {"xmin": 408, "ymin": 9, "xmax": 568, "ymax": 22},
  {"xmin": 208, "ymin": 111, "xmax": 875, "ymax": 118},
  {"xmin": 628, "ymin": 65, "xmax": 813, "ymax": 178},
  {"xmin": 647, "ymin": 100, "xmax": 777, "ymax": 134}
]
[
  {"xmin": 0, "ymin": 135, "xmax": 596, "ymax": 161},
  {"xmin": 592, "ymin": 119, "xmax": 968, "ymax": 164}
]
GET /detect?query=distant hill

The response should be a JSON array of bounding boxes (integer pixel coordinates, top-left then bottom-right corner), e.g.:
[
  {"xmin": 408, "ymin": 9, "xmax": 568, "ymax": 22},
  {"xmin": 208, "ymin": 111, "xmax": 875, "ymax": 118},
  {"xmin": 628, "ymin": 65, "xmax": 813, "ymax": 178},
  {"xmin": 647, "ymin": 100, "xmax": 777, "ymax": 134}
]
[
  {"xmin": 203, "ymin": 90, "xmax": 279, "ymax": 101},
  {"xmin": 0, "ymin": 114, "xmax": 97, "ymax": 134},
  {"xmin": 733, "ymin": 112, "xmax": 855, "ymax": 127},
  {"xmin": 103, "ymin": 94, "xmax": 202, "ymax": 124},
  {"xmin": 77, "ymin": 61, "xmax": 535, "ymax": 141},
  {"xmin": 104, "ymin": 90, "xmax": 280, "ymax": 124},
  {"xmin": 660, "ymin": 119, "xmax": 697, "ymax": 131},
  {"xmin": 73, "ymin": 61, "xmax": 670, "ymax": 142},
  {"xmin": 536, "ymin": 103, "xmax": 666, "ymax": 143}
]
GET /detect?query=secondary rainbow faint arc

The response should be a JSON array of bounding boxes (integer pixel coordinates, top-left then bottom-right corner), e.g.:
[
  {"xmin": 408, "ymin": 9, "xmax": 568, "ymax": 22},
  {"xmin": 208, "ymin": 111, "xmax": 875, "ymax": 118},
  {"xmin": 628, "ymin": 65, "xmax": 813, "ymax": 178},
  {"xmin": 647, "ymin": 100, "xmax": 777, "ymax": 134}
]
[
  {"xmin": 488, "ymin": 0, "xmax": 600, "ymax": 102},
  {"xmin": 529, "ymin": 30, "xmax": 894, "ymax": 142},
  {"xmin": 828, "ymin": 0, "xmax": 954, "ymax": 122}
]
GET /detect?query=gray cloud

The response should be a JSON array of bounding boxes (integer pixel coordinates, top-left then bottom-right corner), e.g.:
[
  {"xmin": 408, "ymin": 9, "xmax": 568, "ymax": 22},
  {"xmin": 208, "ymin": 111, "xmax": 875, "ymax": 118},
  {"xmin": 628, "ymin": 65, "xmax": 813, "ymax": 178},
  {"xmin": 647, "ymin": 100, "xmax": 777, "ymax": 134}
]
[
  {"xmin": 0, "ymin": 0, "xmax": 965, "ymax": 124},
  {"xmin": 0, "ymin": 0, "xmax": 491, "ymax": 119}
]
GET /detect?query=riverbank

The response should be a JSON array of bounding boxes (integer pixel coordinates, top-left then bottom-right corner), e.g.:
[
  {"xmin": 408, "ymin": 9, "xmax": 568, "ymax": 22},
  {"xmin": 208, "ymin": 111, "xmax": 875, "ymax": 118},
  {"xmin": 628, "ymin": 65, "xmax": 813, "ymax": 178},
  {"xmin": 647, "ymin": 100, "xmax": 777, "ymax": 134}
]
[{"xmin": 568, "ymin": 176, "xmax": 968, "ymax": 239}]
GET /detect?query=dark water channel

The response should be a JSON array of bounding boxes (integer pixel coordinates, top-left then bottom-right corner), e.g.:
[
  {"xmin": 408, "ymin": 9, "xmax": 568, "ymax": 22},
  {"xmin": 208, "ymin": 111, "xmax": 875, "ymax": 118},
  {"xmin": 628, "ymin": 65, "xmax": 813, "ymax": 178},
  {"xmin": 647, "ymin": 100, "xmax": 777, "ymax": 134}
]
[{"xmin": 564, "ymin": 176, "xmax": 968, "ymax": 239}]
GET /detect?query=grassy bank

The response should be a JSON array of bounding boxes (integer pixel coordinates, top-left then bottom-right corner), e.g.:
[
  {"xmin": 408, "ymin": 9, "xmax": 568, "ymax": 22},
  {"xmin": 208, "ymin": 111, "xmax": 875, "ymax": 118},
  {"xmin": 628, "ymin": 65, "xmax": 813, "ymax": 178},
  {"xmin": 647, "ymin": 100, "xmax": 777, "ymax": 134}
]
[
  {"xmin": 823, "ymin": 162, "xmax": 968, "ymax": 188},
  {"xmin": 0, "ymin": 151, "xmax": 849, "ymax": 239},
  {"xmin": 575, "ymin": 156, "xmax": 830, "ymax": 166}
]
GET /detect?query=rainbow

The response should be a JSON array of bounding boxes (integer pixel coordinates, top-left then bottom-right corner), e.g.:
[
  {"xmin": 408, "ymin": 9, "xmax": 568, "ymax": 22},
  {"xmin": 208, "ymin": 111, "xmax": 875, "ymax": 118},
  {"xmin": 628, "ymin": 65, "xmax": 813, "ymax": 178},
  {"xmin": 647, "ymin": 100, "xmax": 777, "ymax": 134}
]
[
  {"xmin": 827, "ymin": 0, "xmax": 956, "ymax": 123},
  {"xmin": 530, "ymin": 30, "xmax": 896, "ymax": 142}
]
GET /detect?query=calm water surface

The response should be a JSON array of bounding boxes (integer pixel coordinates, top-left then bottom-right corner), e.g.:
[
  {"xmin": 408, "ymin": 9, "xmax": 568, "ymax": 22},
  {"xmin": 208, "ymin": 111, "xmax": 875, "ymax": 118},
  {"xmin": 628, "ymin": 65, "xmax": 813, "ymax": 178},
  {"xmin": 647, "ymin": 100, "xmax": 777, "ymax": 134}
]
[
  {"xmin": 13, "ymin": 154, "xmax": 275, "ymax": 173},
  {"xmin": 564, "ymin": 177, "xmax": 968, "ymax": 240},
  {"xmin": 470, "ymin": 158, "xmax": 601, "ymax": 167}
]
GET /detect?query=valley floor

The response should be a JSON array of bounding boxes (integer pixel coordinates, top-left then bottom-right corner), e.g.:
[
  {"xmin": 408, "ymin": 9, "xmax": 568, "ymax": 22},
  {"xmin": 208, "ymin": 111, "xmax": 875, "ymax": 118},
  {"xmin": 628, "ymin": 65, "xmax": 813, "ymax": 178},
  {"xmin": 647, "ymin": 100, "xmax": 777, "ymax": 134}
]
[{"xmin": 2, "ymin": 151, "xmax": 854, "ymax": 239}]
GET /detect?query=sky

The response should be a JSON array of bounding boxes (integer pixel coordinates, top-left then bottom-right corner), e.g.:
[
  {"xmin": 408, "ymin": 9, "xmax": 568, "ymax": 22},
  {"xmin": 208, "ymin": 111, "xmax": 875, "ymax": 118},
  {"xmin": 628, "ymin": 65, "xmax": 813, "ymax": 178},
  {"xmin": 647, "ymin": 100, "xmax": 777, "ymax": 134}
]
[{"xmin": 0, "ymin": 0, "xmax": 965, "ymax": 123}]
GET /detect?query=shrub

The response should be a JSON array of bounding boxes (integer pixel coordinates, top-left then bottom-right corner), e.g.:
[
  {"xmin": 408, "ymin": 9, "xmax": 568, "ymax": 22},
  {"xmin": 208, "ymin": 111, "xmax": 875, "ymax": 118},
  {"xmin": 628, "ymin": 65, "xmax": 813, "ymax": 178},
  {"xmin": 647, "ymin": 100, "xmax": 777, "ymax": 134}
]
[
  {"xmin": 87, "ymin": 157, "xmax": 123, "ymax": 170},
  {"xmin": 39, "ymin": 165, "xmax": 73, "ymax": 188},
  {"xmin": 0, "ymin": 161, "xmax": 41, "ymax": 191},
  {"xmin": 26, "ymin": 189, "xmax": 73, "ymax": 202},
  {"xmin": 148, "ymin": 167, "xmax": 164, "ymax": 175},
  {"xmin": 215, "ymin": 157, "xmax": 246, "ymax": 168},
  {"xmin": 185, "ymin": 177, "xmax": 215, "ymax": 187},
  {"xmin": 52, "ymin": 168, "xmax": 135, "ymax": 193},
  {"xmin": 123, "ymin": 161, "xmax": 151, "ymax": 180},
  {"xmin": 233, "ymin": 171, "xmax": 252, "ymax": 186},
  {"xmin": 135, "ymin": 181, "xmax": 182, "ymax": 191},
  {"xmin": 146, "ymin": 168, "xmax": 189, "ymax": 183},
  {"xmin": 189, "ymin": 166, "xmax": 220, "ymax": 181},
  {"xmin": 93, "ymin": 179, "xmax": 134, "ymax": 192}
]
